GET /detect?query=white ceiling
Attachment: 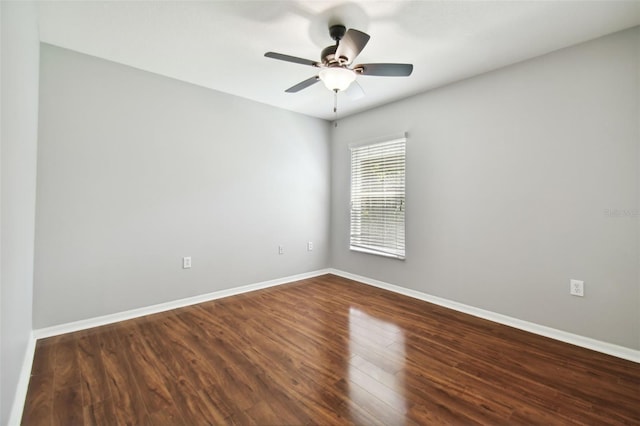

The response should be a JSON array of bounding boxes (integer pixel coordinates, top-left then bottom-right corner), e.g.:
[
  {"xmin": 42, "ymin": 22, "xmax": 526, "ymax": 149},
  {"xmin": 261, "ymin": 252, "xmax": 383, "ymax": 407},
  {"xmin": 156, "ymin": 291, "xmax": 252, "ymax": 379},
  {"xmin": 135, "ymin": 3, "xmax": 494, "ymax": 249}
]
[{"xmin": 37, "ymin": 1, "xmax": 640, "ymax": 121}]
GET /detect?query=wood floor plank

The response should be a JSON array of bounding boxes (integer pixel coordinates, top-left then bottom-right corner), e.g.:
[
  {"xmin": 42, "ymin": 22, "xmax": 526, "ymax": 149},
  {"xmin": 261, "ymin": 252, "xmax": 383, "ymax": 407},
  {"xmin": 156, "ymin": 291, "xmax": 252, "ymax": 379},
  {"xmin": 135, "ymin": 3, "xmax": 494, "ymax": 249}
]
[
  {"xmin": 76, "ymin": 332, "xmax": 110, "ymax": 407},
  {"xmin": 129, "ymin": 318, "xmax": 229, "ymax": 425},
  {"xmin": 52, "ymin": 339, "xmax": 81, "ymax": 390},
  {"xmin": 30, "ymin": 339, "xmax": 57, "ymax": 377},
  {"xmin": 82, "ymin": 398, "xmax": 117, "ymax": 426},
  {"xmin": 52, "ymin": 384, "xmax": 83, "ymax": 426},
  {"xmin": 22, "ymin": 274, "xmax": 640, "ymax": 425},
  {"xmin": 21, "ymin": 373, "xmax": 53, "ymax": 426},
  {"xmin": 117, "ymin": 323, "xmax": 185, "ymax": 424},
  {"xmin": 173, "ymin": 377, "xmax": 228, "ymax": 425},
  {"xmin": 99, "ymin": 328, "xmax": 150, "ymax": 426}
]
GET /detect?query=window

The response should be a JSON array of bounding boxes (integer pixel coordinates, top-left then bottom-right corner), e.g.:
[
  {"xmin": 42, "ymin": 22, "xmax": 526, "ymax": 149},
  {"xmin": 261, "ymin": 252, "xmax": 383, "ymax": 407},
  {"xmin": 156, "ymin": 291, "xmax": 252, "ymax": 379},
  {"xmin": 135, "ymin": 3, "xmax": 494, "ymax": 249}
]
[{"xmin": 350, "ymin": 136, "xmax": 406, "ymax": 259}]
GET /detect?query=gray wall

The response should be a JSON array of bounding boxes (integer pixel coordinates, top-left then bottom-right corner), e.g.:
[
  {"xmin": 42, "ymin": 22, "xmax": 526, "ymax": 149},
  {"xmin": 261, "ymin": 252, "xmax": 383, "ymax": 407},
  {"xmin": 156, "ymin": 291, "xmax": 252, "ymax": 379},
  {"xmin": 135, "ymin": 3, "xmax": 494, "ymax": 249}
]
[
  {"xmin": 34, "ymin": 44, "xmax": 331, "ymax": 328},
  {"xmin": 1, "ymin": 1, "xmax": 40, "ymax": 424},
  {"xmin": 331, "ymin": 27, "xmax": 640, "ymax": 350}
]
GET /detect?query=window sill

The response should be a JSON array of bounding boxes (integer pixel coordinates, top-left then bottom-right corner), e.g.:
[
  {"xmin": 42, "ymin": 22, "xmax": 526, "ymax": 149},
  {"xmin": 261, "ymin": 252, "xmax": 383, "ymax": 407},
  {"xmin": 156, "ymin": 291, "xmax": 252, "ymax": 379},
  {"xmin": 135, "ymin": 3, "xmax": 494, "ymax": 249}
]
[{"xmin": 350, "ymin": 245, "xmax": 405, "ymax": 260}]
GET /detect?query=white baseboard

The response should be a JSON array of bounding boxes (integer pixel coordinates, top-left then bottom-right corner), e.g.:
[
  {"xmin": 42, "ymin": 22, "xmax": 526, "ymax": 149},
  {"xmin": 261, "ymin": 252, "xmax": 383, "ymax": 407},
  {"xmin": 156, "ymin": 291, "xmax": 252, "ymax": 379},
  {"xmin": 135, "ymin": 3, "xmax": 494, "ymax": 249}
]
[
  {"xmin": 328, "ymin": 269, "xmax": 640, "ymax": 364},
  {"xmin": 34, "ymin": 269, "xmax": 330, "ymax": 339},
  {"xmin": 8, "ymin": 331, "xmax": 36, "ymax": 426}
]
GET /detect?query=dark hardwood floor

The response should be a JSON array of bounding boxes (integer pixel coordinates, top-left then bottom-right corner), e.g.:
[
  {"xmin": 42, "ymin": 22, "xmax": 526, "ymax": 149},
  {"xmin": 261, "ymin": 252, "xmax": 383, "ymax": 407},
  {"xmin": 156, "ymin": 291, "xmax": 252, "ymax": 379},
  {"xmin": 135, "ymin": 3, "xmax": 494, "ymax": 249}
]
[{"xmin": 22, "ymin": 274, "xmax": 640, "ymax": 425}]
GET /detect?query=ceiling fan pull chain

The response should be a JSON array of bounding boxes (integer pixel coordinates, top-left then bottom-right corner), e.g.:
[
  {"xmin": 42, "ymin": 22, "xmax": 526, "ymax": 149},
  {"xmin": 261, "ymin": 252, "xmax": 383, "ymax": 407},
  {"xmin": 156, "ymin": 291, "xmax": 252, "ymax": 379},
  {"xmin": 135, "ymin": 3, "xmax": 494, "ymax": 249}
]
[{"xmin": 333, "ymin": 89, "xmax": 338, "ymax": 127}]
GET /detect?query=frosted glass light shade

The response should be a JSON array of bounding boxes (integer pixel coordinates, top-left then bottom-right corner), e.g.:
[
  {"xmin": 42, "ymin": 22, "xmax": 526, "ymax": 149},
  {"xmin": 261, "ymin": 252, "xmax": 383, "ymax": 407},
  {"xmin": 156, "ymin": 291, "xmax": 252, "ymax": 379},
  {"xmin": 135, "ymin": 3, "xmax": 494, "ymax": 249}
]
[{"xmin": 319, "ymin": 67, "xmax": 356, "ymax": 92}]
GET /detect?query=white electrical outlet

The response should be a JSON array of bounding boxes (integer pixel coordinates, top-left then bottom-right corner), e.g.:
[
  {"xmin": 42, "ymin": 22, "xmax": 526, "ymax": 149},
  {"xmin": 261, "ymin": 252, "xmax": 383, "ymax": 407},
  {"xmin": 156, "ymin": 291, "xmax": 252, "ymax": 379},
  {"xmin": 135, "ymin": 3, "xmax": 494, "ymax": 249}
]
[
  {"xmin": 278, "ymin": 245, "xmax": 284, "ymax": 255},
  {"xmin": 307, "ymin": 241, "xmax": 313, "ymax": 251},
  {"xmin": 570, "ymin": 279, "xmax": 584, "ymax": 297},
  {"xmin": 183, "ymin": 257, "xmax": 192, "ymax": 269}
]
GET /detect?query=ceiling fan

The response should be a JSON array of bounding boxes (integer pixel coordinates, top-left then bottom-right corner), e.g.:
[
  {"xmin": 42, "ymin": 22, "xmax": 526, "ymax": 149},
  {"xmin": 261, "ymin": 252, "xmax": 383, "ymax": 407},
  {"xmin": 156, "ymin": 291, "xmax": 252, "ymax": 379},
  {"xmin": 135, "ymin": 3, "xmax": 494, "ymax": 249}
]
[{"xmin": 264, "ymin": 25, "xmax": 413, "ymax": 95}]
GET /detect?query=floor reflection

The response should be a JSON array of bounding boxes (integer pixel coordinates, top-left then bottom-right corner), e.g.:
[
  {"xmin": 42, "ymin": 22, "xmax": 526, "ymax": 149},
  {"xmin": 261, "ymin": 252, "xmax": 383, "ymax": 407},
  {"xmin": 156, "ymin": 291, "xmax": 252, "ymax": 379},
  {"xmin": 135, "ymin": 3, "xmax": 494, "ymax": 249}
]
[{"xmin": 347, "ymin": 307, "xmax": 407, "ymax": 424}]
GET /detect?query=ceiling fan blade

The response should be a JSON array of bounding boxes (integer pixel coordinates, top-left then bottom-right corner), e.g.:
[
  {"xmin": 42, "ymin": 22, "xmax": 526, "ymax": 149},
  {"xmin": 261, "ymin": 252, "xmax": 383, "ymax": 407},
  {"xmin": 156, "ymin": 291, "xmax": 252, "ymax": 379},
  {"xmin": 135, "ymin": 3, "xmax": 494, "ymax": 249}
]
[
  {"xmin": 335, "ymin": 29, "xmax": 370, "ymax": 64},
  {"xmin": 265, "ymin": 52, "xmax": 319, "ymax": 67},
  {"xmin": 355, "ymin": 63, "xmax": 413, "ymax": 77},
  {"xmin": 285, "ymin": 76, "xmax": 320, "ymax": 93},
  {"xmin": 345, "ymin": 80, "xmax": 365, "ymax": 100}
]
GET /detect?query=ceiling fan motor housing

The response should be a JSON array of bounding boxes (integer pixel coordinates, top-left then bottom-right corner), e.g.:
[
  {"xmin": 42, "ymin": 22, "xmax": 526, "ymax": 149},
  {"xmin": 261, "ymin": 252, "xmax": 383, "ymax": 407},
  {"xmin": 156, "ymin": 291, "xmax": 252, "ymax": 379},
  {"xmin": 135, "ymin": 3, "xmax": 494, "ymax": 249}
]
[{"xmin": 329, "ymin": 25, "xmax": 346, "ymax": 42}]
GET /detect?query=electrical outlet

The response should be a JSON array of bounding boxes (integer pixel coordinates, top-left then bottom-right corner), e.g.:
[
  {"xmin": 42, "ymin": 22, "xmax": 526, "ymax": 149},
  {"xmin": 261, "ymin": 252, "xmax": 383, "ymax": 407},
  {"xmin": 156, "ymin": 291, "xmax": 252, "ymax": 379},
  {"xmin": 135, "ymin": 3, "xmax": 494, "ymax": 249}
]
[
  {"xmin": 570, "ymin": 279, "xmax": 584, "ymax": 297},
  {"xmin": 307, "ymin": 241, "xmax": 313, "ymax": 251},
  {"xmin": 183, "ymin": 257, "xmax": 192, "ymax": 269},
  {"xmin": 278, "ymin": 245, "xmax": 284, "ymax": 255}
]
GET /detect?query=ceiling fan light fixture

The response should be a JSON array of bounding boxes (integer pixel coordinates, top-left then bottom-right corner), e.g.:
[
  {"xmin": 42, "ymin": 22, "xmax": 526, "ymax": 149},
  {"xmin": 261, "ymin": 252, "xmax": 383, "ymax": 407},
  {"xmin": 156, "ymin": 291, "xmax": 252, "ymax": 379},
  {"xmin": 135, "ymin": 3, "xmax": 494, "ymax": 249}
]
[{"xmin": 319, "ymin": 67, "xmax": 356, "ymax": 92}]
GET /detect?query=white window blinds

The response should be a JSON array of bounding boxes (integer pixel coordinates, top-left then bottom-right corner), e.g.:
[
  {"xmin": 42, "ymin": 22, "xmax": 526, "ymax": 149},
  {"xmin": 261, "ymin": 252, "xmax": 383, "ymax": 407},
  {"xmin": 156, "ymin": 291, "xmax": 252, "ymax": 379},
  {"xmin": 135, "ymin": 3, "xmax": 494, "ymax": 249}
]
[{"xmin": 350, "ymin": 137, "xmax": 406, "ymax": 259}]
